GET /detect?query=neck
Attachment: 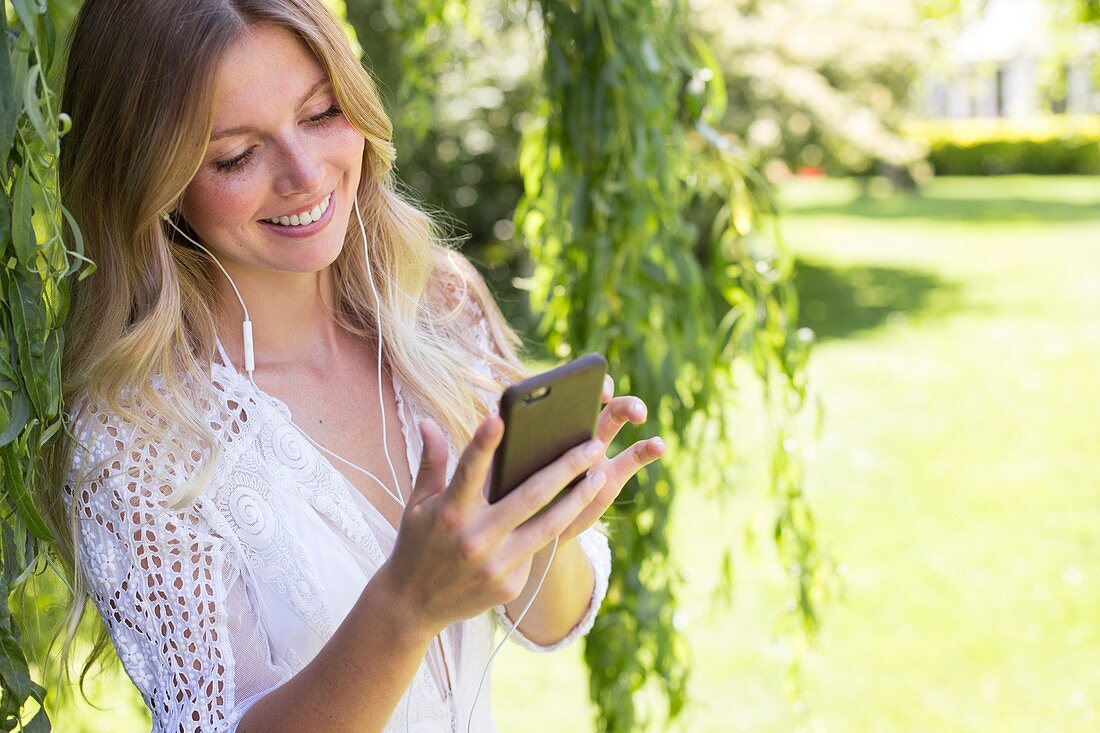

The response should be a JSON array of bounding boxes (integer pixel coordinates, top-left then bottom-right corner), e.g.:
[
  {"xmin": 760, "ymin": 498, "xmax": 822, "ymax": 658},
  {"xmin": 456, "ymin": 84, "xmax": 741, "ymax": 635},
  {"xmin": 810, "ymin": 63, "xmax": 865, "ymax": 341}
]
[{"xmin": 213, "ymin": 264, "xmax": 351, "ymax": 373}]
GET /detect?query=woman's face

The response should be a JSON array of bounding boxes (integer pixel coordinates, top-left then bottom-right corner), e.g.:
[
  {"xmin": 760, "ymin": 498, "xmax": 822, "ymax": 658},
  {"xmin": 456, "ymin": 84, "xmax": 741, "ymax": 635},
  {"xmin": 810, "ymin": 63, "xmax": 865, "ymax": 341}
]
[{"xmin": 182, "ymin": 23, "xmax": 365, "ymax": 277}]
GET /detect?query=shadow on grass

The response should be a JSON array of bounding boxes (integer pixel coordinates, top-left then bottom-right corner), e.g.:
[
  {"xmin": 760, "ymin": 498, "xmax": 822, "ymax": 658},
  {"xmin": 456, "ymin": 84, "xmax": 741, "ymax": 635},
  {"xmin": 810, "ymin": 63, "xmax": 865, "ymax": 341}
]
[
  {"xmin": 788, "ymin": 195, "xmax": 1100, "ymax": 224},
  {"xmin": 793, "ymin": 258, "xmax": 964, "ymax": 341}
]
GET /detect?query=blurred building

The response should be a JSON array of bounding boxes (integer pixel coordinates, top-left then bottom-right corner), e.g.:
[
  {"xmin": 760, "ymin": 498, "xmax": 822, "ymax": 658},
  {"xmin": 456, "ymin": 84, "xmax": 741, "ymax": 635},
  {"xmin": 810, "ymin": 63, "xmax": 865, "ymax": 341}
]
[{"xmin": 925, "ymin": 0, "xmax": 1100, "ymax": 118}]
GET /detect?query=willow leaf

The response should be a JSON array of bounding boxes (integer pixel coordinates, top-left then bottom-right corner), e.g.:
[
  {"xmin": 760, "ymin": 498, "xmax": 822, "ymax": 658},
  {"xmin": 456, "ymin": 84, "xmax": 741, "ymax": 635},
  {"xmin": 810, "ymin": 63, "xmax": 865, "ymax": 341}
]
[
  {"xmin": 0, "ymin": 444, "xmax": 49, "ymax": 542},
  {"xmin": 5, "ymin": 269, "xmax": 47, "ymax": 416},
  {"xmin": 9, "ymin": 0, "xmax": 40, "ymax": 46},
  {"xmin": 0, "ymin": 317, "xmax": 16, "ymax": 391},
  {"xmin": 0, "ymin": 391, "xmax": 28, "ymax": 448},
  {"xmin": 21, "ymin": 65, "xmax": 48, "ymax": 143},
  {"xmin": 10, "ymin": 167, "xmax": 35, "ymax": 269},
  {"xmin": 60, "ymin": 205, "xmax": 90, "ymax": 278},
  {"xmin": 0, "ymin": 13, "xmax": 18, "ymax": 181}
]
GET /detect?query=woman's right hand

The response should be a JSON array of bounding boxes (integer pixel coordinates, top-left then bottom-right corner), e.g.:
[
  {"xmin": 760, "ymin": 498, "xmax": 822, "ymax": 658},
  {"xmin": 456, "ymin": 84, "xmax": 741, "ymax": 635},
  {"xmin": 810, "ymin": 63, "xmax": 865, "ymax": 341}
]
[{"xmin": 377, "ymin": 415, "xmax": 606, "ymax": 639}]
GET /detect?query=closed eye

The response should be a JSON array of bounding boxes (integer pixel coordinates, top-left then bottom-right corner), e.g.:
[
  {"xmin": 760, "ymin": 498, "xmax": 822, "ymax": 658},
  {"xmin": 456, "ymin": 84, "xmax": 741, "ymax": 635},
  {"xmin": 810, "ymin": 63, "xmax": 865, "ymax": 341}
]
[
  {"xmin": 214, "ymin": 147, "xmax": 255, "ymax": 173},
  {"xmin": 307, "ymin": 104, "xmax": 343, "ymax": 125},
  {"xmin": 212, "ymin": 104, "xmax": 344, "ymax": 174}
]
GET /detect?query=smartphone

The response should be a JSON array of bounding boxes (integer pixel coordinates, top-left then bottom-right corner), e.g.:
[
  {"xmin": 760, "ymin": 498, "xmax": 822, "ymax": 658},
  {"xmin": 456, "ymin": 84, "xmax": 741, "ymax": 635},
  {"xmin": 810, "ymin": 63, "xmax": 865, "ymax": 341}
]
[{"xmin": 487, "ymin": 353, "xmax": 608, "ymax": 505}]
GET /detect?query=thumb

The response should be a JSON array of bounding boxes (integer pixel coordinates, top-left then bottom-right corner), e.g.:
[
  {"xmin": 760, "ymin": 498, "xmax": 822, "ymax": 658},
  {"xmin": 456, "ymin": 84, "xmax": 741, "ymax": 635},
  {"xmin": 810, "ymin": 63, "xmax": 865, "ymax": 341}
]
[{"xmin": 409, "ymin": 417, "xmax": 450, "ymax": 505}]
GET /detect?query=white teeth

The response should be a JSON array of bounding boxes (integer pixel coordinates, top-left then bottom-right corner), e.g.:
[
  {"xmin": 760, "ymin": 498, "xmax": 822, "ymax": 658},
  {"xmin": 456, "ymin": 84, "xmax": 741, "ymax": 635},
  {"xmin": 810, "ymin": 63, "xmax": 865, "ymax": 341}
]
[{"xmin": 266, "ymin": 193, "xmax": 331, "ymax": 226}]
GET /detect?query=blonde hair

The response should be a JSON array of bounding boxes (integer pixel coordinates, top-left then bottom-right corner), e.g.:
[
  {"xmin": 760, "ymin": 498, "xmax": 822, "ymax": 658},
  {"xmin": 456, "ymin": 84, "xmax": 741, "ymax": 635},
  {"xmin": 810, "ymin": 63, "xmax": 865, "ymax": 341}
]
[{"xmin": 39, "ymin": 0, "xmax": 529, "ymax": 697}]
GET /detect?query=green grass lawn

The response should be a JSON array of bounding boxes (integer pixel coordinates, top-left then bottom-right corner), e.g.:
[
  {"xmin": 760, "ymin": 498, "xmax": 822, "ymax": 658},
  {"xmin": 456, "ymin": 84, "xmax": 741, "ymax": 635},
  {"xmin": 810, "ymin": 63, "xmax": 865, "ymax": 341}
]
[{"xmin": 493, "ymin": 176, "xmax": 1100, "ymax": 732}]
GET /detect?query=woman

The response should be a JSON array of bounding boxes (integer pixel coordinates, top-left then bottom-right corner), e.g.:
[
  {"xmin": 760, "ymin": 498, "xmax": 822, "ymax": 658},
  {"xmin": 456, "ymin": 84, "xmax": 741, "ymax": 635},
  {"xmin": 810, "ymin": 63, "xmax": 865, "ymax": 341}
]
[{"xmin": 43, "ymin": 0, "xmax": 665, "ymax": 731}]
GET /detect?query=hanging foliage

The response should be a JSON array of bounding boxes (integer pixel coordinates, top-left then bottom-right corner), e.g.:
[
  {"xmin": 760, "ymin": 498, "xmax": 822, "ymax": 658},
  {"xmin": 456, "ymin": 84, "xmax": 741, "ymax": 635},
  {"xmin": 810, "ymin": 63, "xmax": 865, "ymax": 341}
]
[
  {"xmin": 0, "ymin": 0, "xmax": 88, "ymax": 730},
  {"xmin": 516, "ymin": 0, "xmax": 829, "ymax": 729}
]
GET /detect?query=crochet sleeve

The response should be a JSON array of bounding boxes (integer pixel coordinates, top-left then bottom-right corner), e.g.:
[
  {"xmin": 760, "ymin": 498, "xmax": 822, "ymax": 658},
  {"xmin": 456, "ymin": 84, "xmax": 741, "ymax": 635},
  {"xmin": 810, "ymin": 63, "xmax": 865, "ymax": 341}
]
[
  {"xmin": 437, "ymin": 252, "xmax": 613, "ymax": 652},
  {"xmin": 490, "ymin": 526, "xmax": 612, "ymax": 653},
  {"xmin": 65, "ymin": 398, "xmax": 287, "ymax": 732}
]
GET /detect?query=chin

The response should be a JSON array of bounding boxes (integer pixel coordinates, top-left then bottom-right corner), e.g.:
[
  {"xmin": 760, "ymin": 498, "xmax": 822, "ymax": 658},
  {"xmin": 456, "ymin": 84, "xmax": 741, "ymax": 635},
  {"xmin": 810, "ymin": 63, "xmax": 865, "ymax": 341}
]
[{"xmin": 288, "ymin": 243, "xmax": 344, "ymax": 273}]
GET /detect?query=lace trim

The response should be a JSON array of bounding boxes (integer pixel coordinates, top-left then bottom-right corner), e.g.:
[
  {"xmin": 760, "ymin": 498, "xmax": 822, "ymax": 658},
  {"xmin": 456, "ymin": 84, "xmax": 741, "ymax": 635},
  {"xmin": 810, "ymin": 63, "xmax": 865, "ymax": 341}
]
[{"xmin": 211, "ymin": 343, "xmax": 389, "ymax": 568}]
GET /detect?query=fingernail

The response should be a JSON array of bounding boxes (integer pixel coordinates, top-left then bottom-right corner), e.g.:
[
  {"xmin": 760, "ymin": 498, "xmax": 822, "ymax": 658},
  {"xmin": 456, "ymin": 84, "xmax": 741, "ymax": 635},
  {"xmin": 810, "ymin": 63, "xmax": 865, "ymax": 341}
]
[
  {"xmin": 588, "ymin": 470, "xmax": 606, "ymax": 489},
  {"xmin": 585, "ymin": 440, "xmax": 604, "ymax": 459},
  {"xmin": 651, "ymin": 437, "xmax": 666, "ymax": 452},
  {"xmin": 631, "ymin": 401, "xmax": 645, "ymax": 417}
]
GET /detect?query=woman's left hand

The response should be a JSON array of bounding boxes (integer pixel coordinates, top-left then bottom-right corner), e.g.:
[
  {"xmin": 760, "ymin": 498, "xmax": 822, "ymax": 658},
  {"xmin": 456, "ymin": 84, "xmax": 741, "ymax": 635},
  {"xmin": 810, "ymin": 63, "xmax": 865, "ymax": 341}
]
[{"xmin": 555, "ymin": 374, "xmax": 666, "ymax": 543}]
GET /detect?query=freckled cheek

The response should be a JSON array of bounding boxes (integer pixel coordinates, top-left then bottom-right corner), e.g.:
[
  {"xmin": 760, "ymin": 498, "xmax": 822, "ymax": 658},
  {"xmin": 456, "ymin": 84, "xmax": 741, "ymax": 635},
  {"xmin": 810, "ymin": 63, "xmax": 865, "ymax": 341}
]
[
  {"xmin": 329, "ymin": 126, "xmax": 366, "ymax": 175},
  {"xmin": 183, "ymin": 176, "xmax": 268, "ymax": 231}
]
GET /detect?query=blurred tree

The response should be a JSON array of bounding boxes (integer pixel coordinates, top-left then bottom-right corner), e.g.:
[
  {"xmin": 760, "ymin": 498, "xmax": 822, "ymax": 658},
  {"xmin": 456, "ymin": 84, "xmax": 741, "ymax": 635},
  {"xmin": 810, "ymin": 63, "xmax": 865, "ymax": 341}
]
[
  {"xmin": 343, "ymin": 0, "xmax": 541, "ymax": 331},
  {"xmin": 514, "ymin": 0, "xmax": 827, "ymax": 726},
  {"xmin": 690, "ymin": 0, "xmax": 931, "ymax": 180}
]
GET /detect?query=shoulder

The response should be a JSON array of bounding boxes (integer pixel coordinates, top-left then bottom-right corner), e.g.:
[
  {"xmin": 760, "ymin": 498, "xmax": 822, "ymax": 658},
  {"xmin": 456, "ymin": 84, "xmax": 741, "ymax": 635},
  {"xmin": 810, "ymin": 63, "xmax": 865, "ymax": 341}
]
[
  {"xmin": 427, "ymin": 247, "xmax": 526, "ymax": 362},
  {"xmin": 426, "ymin": 247, "xmax": 492, "ymax": 315},
  {"xmin": 64, "ymin": 369, "xmax": 230, "ymax": 517},
  {"xmin": 66, "ymin": 390, "xmax": 145, "ymax": 495}
]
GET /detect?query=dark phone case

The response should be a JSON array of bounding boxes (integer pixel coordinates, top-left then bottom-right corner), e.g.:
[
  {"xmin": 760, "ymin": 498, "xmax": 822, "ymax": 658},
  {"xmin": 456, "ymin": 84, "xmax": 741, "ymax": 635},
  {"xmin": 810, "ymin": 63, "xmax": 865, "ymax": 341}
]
[{"xmin": 488, "ymin": 353, "xmax": 608, "ymax": 505}]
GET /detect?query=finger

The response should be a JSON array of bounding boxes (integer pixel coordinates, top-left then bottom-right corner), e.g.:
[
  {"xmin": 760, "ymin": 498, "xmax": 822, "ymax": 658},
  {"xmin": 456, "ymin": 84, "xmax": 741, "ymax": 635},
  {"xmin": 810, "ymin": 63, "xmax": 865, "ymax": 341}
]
[
  {"xmin": 594, "ymin": 395, "xmax": 648, "ymax": 447},
  {"xmin": 443, "ymin": 415, "xmax": 503, "ymax": 511},
  {"xmin": 408, "ymin": 418, "xmax": 451, "ymax": 505},
  {"xmin": 501, "ymin": 468, "xmax": 608, "ymax": 560},
  {"xmin": 556, "ymin": 479, "xmax": 622, "ymax": 542},
  {"xmin": 602, "ymin": 436, "xmax": 666, "ymax": 489},
  {"xmin": 557, "ymin": 438, "xmax": 664, "ymax": 541},
  {"xmin": 487, "ymin": 438, "xmax": 604, "ymax": 538},
  {"xmin": 601, "ymin": 374, "xmax": 614, "ymax": 404}
]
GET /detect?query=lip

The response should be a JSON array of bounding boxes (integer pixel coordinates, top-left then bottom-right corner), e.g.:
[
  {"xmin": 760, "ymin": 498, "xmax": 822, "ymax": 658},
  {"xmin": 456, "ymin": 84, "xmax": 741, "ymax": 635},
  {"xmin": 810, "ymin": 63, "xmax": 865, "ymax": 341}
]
[{"xmin": 257, "ymin": 190, "xmax": 335, "ymax": 239}]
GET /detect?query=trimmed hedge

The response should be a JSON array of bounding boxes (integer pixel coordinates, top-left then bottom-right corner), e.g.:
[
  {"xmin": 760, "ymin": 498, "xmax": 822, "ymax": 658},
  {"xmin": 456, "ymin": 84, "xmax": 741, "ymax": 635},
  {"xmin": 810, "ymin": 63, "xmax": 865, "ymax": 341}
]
[{"xmin": 906, "ymin": 117, "xmax": 1100, "ymax": 175}]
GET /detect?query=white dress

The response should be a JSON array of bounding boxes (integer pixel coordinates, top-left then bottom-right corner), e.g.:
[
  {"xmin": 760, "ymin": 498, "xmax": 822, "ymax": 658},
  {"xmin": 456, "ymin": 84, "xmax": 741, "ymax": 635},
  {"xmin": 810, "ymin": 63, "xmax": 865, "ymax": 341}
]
[{"xmin": 64, "ymin": 305, "xmax": 611, "ymax": 732}]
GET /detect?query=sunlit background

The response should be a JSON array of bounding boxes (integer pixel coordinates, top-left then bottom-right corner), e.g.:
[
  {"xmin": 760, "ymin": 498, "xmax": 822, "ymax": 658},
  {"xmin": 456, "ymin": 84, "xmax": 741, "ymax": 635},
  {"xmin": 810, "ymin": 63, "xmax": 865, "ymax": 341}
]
[{"xmin": 12, "ymin": 0, "xmax": 1099, "ymax": 731}]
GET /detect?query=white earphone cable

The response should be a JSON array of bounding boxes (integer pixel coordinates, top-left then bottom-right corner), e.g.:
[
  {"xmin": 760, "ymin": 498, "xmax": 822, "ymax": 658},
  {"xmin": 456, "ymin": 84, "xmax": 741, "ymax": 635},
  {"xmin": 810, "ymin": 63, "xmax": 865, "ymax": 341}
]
[
  {"xmin": 467, "ymin": 536, "xmax": 558, "ymax": 733},
  {"xmin": 353, "ymin": 195, "xmax": 405, "ymax": 506}
]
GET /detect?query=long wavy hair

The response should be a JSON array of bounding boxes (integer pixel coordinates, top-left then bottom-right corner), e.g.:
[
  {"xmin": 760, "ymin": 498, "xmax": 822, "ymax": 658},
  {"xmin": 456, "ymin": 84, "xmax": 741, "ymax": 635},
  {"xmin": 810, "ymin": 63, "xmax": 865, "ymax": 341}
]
[{"xmin": 39, "ymin": 0, "xmax": 529, "ymax": 695}]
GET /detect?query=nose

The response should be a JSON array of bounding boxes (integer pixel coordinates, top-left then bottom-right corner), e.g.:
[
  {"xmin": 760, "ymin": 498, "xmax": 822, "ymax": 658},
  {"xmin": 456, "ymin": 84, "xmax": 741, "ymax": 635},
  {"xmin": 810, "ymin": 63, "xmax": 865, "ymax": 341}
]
[{"xmin": 273, "ymin": 137, "xmax": 325, "ymax": 198}]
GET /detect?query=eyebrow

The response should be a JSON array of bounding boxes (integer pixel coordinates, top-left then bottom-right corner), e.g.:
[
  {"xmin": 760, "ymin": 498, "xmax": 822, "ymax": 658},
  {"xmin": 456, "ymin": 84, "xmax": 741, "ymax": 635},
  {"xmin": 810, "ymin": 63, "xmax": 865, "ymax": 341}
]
[{"xmin": 209, "ymin": 77, "xmax": 331, "ymax": 142}]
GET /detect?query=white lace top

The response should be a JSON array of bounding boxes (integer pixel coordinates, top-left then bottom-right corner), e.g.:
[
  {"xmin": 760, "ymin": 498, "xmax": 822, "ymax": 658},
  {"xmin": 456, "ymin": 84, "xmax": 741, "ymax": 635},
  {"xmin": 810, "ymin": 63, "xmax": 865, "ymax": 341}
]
[{"xmin": 64, "ymin": 302, "xmax": 612, "ymax": 732}]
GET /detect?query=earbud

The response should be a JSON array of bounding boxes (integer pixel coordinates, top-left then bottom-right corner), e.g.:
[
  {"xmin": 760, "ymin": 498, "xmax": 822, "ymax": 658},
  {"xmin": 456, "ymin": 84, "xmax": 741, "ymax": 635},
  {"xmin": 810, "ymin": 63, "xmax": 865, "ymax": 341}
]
[{"xmin": 162, "ymin": 211, "xmax": 256, "ymax": 375}]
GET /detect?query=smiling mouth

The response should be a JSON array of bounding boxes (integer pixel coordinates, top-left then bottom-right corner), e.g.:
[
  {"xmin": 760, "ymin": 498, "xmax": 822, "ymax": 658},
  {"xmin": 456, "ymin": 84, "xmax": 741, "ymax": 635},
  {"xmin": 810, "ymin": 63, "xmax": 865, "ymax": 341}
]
[{"xmin": 262, "ymin": 192, "xmax": 332, "ymax": 227}]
